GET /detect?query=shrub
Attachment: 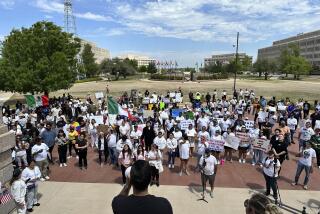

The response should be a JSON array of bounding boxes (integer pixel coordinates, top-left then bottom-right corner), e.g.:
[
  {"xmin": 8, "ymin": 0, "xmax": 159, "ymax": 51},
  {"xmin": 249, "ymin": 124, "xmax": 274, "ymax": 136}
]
[{"xmin": 75, "ymin": 77, "xmax": 103, "ymax": 83}]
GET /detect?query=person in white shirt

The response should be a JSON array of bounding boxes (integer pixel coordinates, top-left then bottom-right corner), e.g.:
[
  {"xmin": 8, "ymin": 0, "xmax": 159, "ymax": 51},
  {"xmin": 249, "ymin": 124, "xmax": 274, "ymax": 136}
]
[
  {"xmin": 287, "ymin": 114, "xmax": 298, "ymax": 144},
  {"xmin": 292, "ymin": 142, "xmax": 317, "ymax": 190},
  {"xmin": 196, "ymin": 136, "xmax": 209, "ymax": 170},
  {"xmin": 179, "ymin": 135, "xmax": 191, "ymax": 176},
  {"xmin": 153, "ymin": 132, "xmax": 167, "ymax": 152},
  {"xmin": 263, "ymin": 150, "xmax": 281, "ymax": 203},
  {"xmin": 298, "ymin": 122, "xmax": 315, "ymax": 152},
  {"xmin": 197, "ymin": 112, "xmax": 209, "ymax": 130},
  {"xmin": 88, "ymin": 119, "xmax": 98, "ymax": 148},
  {"xmin": 130, "ymin": 125, "xmax": 142, "ymax": 149},
  {"xmin": 222, "ymin": 128, "xmax": 236, "ymax": 162},
  {"xmin": 173, "ymin": 127, "xmax": 183, "ymax": 142},
  {"xmin": 165, "ymin": 116, "xmax": 175, "ymax": 133},
  {"xmin": 10, "ymin": 169, "xmax": 27, "ymax": 214},
  {"xmin": 134, "ymin": 145, "xmax": 147, "ymax": 161},
  {"xmin": 257, "ymin": 108, "xmax": 268, "ymax": 130},
  {"xmin": 220, "ymin": 116, "xmax": 231, "ymax": 133},
  {"xmin": 116, "ymin": 136, "xmax": 133, "ymax": 156},
  {"xmin": 210, "ymin": 130, "xmax": 224, "ymax": 164},
  {"xmin": 199, "ymin": 149, "xmax": 218, "ymax": 198},
  {"xmin": 209, "ymin": 119, "xmax": 221, "ymax": 139},
  {"xmin": 166, "ymin": 133, "xmax": 177, "ymax": 168},
  {"xmin": 119, "ymin": 120, "xmax": 131, "ymax": 138},
  {"xmin": 31, "ymin": 138, "xmax": 50, "ymax": 181},
  {"xmin": 176, "ymin": 112, "xmax": 185, "ymax": 123},
  {"xmin": 147, "ymin": 144, "xmax": 162, "ymax": 187},
  {"xmin": 21, "ymin": 161, "xmax": 41, "ymax": 212},
  {"xmin": 186, "ymin": 124, "xmax": 197, "ymax": 155},
  {"xmin": 14, "ymin": 139, "xmax": 29, "ymax": 168},
  {"xmin": 107, "ymin": 129, "xmax": 118, "ymax": 165},
  {"xmin": 197, "ymin": 126, "xmax": 210, "ymax": 142}
]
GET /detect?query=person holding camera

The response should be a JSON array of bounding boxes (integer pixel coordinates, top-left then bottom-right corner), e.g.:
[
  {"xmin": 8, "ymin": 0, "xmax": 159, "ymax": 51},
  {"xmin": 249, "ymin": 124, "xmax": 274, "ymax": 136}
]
[
  {"xmin": 112, "ymin": 160, "xmax": 172, "ymax": 214},
  {"xmin": 262, "ymin": 150, "xmax": 281, "ymax": 204},
  {"xmin": 199, "ymin": 148, "xmax": 218, "ymax": 198}
]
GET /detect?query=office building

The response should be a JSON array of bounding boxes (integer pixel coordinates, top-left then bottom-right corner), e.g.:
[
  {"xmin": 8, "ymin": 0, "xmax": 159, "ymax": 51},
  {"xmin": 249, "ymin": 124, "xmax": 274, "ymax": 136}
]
[
  {"xmin": 80, "ymin": 39, "xmax": 110, "ymax": 64},
  {"xmin": 204, "ymin": 53, "xmax": 252, "ymax": 66},
  {"xmin": 118, "ymin": 54, "xmax": 156, "ymax": 67},
  {"xmin": 258, "ymin": 30, "xmax": 320, "ymax": 67}
]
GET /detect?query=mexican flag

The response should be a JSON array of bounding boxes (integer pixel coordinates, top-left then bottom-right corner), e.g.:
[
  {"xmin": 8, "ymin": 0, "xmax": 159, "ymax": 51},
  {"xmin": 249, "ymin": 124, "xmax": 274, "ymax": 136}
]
[
  {"xmin": 24, "ymin": 95, "xmax": 49, "ymax": 108},
  {"xmin": 107, "ymin": 97, "xmax": 135, "ymax": 120}
]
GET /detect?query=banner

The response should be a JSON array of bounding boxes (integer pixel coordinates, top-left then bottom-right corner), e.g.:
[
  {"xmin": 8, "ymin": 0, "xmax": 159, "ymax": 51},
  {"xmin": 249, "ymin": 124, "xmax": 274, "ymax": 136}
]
[
  {"xmin": 252, "ymin": 138, "xmax": 270, "ymax": 152},
  {"xmin": 175, "ymin": 93, "xmax": 182, "ymax": 103},
  {"xmin": 95, "ymin": 92, "xmax": 104, "ymax": 99},
  {"xmin": 90, "ymin": 115, "xmax": 104, "ymax": 125},
  {"xmin": 244, "ymin": 120, "xmax": 254, "ymax": 130},
  {"xmin": 224, "ymin": 135, "xmax": 240, "ymax": 150},
  {"xmin": 143, "ymin": 110, "xmax": 154, "ymax": 118},
  {"xmin": 315, "ymin": 120, "xmax": 320, "ymax": 129},
  {"xmin": 268, "ymin": 106, "xmax": 276, "ymax": 112},
  {"xmin": 208, "ymin": 139, "xmax": 225, "ymax": 152},
  {"xmin": 236, "ymin": 132, "xmax": 250, "ymax": 146},
  {"xmin": 142, "ymin": 97, "xmax": 150, "ymax": 104},
  {"xmin": 169, "ymin": 92, "xmax": 176, "ymax": 98},
  {"xmin": 278, "ymin": 105, "xmax": 287, "ymax": 111},
  {"xmin": 171, "ymin": 109, "xmax": 184, "ymax": 118}
]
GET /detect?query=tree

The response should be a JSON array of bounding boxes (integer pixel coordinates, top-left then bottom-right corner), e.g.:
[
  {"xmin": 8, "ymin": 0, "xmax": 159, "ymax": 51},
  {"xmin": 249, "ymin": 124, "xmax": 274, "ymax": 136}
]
[
  {"xmin": 279, "ymin": 43, "xmax": 300, "ymax": 76},
  {"xmin": 123, "ymin": 58, "xmax": 138, "ymax": 70},
  {"xmin": 253, "ymin": 59, "xmax": 270, "ymax": 79},
  {"xmin": 204, "ymin": 61, "xmax": 223, "ymax": 73},
  {"xmin": 139, "ymin": 65, "xmax": 147, "ymax": 73},
  {"xmin": 0, "ymin": 21, "xmax": 81, "ymax": 94},
  {"xmin": 99, "ymin": 59, "xmax": 113, "ymax": 74},
  {"xmin": 81, "ymin": 43, "xmax": 98, "ymax": 77},
  {"xmin": 284, "ymin": 55, "xmax": 312, "ymax": 79},
  {"xmin": 147, "ymin": 62, "xmax": 157, "ymax": 74},
  {"xmin": 240, "ymin": 55, "xmax": 252, "ymax": 71}
]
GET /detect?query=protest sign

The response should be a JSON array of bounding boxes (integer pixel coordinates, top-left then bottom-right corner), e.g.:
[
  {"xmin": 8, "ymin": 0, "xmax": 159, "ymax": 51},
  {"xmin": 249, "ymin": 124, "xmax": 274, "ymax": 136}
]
[
  {"xmin": 169, "ymin": 92, "xmax": 176, "ymax": 98},
  {"xmin": 108, "ymin": 114, "xmax": 117, "ymax": 126},
  {"xmin": 171, "ymin": 109, "xmax": 184, "ymax": 118},
  {"xmin": 95, "ymin": 92, "xmax": 104, "ymax": 99},
  {"xmin": 175, "ymin": 93, "xmax": 182, "ymax": 103},
  {"xmin": 277, "ymin": 105, "xmax": 287, "ymax": 111},
  {"xmin": 185, "ymin": 111, "xmax": 194, "ymax": 120},
  {"xmin": 208, "ymin": 139, "xmax": 225, "ymax": 152},
  {"xmin": 142, "ymin": 98, "xmax": 150, "ymax": 104},
  {"xmin": 137, "ymin": 124, "xmax": 146, "ymax": 132},
  {"xmin": 315, "ymin": 120, "xmax": 320, "ymax": 129},
  {"xmin": 252, "ymin": 138, "xmax": 270, "ymax": 152},
  {"xmin": 90, "ymin": 115, "xmax": 104, "ymax": 125},
  {"xmin": 163, "ymin": 98, "xmax": 170, "ymax": 104},
  {"xmin": 97, "ymin": 125, "xmax": 109, "ymax": 134},
  {"xmin": 268, "ymin": 106, "xmax": 276, "ymax": 112},
  {"xmin": 180, "ymin": 120, "xmax": 192, "ymax": 130},
  {"xmin": 236, "ymin": 132, "xmax": 250, "ymax": 146},
  {"xmin": 244, "ymin": 120, "xmax": 254, "ymax": 130},
  {"xmin": 224, "ymin": 135, "xmax": 240, "ymax": 150},
  {"xmin": 143, "ymin": 110, "xmax": 154, "ymax": 118}
]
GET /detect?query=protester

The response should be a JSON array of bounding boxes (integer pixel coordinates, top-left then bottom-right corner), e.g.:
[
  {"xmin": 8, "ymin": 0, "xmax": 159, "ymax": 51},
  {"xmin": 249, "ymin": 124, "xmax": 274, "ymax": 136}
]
[
  {"xmin": 134, "ymin": 145, "xmax": 146, "ymax": 161},
  {"xmin": 31, "ymin": 137, "xmax": 50, "ymax": 181},
  {"xmin": 179, "ymin": 135, "xmax": 191, "ymax": 176},
  {"xmin": 75, "ymin": 132, "xmax": 89, "ymax": 170},
  {"xmin": 141, "ymin": 121, "xmax": 155, "ymax": 151},
  {"xmin": 147, "ymin": 144, "xmax": 162, "ymax": 186},
  {"xmin": 97, "ymin": 132, "xmax": 108, "ymax": 166},
  {"xmin": 112, "ymin": 160, "xmax": 173, "ymax": 214},
  {"xmin": 199, "ymin": 148, "xmax": 218, "ymax": 198},
  {"xmin": 291, "ymin": 142, "xmax": 317, "ymax": 190},
  {"xmin": 166, "ymin": 133, "xmax": 177, "ymax": 168},
  {"xmin": 21, "ymin": 160, "xmax": 41, "ymax": 212},
  {"xmin": 118, "ymin": 144, "xmax": 134, "ymax": 184},
  {"xmin": 55, "ymin": 129, "xmax": 68, "ymax": 167},
  {"xmin": 309, "ymin": 128, "xmax": 320, "ymax": 168},
  {"xmin": 10, "ymin": 168, "xmax": 27, "ymax": 214},
  {"xmin": 107, "ymin": 129, "xmax": 118, "ymax": 165},
  {"xmin": 40, "ymin": 123, "xmax": 56, "ymax": 163},
  {"xmin": 67, "ymin": 126, "xmax": 79, "ymax": 158}
]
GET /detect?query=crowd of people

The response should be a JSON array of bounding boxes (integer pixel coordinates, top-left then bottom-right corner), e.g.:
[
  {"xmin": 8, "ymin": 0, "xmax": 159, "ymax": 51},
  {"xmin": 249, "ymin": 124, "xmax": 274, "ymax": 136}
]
[{"xmin": 2, "ymin": 88, "xmax": 320, "ymax": 213}]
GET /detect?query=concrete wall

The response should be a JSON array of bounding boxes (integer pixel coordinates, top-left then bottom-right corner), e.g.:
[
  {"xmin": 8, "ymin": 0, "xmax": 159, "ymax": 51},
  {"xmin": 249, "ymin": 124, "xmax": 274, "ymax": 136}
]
[{"xmin": 0, "ymin": 125, "xmax": 16, "ymax": 213}]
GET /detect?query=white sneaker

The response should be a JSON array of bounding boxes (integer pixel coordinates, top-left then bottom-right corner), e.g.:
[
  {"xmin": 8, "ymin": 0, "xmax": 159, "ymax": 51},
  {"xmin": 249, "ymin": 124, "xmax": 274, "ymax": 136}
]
[
  {"xmin": 59, "ymin": 164, "xmax": 63, "ymax": 167},
  {"xmin": 318, "ymin": 166, "xmax": 320, "ymax": 169},
  {"xmin": 217, "ymin": 160, "xmax": 220, "ymax": 164},
  {"xmin": 168, "ymin": 164, "xmax": 171, "ymax": 168},
  {"xmin": 172, "ymin": 165, "xmax": 175, "ymax": 169},
  {"xmin": 239, "ymin": 159, "xmax": 242, "ymax": 163},
  {"xmin": 63, "ymin": 163, "xmax": 67, "ymax": 167},
  {"xmin": 251, "ymin": 163, "xmax": 255, "ymax": 166},
  {"xmin": 242, "ymin": 160, "xmax": 246, "ymax": 163},
  {"xmin": 40, "ymin": 178, "xmax": 45, "ymax": 182},
  {"xmin": 76, "ymin": 156, "xmax": 79, "ymax": 159},
  {"xmin": 45, "ymin": 176, "xmax": 50, "ymax": 180}
]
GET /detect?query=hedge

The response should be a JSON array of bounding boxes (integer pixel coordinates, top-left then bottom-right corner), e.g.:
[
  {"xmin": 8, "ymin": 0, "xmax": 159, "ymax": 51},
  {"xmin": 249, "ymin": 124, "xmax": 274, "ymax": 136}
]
[
  {"xmin": 75, "ymin": 77, "xmax": 103, "ymax": 83},
  {"xmin": 196, "ymin": 73, "xmax": 229, "ymax": 80},
  {"xmin": 150, "ymin": 74, "xmax": 184, "ymax": 80}
]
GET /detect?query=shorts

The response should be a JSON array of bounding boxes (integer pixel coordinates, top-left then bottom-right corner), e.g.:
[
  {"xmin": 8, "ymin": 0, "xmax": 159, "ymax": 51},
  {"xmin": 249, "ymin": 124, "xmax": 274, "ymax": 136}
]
[
  {"xmin": 224, "ymin": 146, "xmax": 233, "ymax": 150},
  {"xmin": 189, "ymin": 142, "xmax": 195, "ymax": 148},
  {"xmin": 201, "ymin": 173, "xmax": 215, "ymax": 186}
]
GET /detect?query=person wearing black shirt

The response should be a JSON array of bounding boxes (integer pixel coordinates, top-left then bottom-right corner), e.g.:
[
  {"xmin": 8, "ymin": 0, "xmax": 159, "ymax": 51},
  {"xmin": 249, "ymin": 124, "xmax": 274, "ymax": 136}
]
[
  {"xmin": 112, "ymin": 160, "xmax": 173, "ymax": 214},
  {"xmin": 75, "ymin": 132, "xmax": 88, "ymax": 170},
  {"xmin": 141, "ymin": 121, "xmax": 156, "ymax": 151},
  {"xmin": 303, "ymin": 101, "xmax": 311, "ymax": 119},
  {"xmin": 271, "ymin": 134, "xmax": 288, "ymax": 175}
]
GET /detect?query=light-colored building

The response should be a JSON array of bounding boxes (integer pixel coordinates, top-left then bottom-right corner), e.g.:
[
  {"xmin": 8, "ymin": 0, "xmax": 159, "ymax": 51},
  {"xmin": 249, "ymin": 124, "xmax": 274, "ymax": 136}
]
[
  {"xmin": 258, "ymin": 30, "xmax": 320, "ymax": 67},
  {"xmin": 204, "ymin": 53, "xmax": 252, "ymax": 66},
  {"xmin": 118, "ymin": 54, "xmax": 156, "ymax": 67},
  {"xmin": 80, "ymin": 39, "xmax": 110, "ymax": 64}
]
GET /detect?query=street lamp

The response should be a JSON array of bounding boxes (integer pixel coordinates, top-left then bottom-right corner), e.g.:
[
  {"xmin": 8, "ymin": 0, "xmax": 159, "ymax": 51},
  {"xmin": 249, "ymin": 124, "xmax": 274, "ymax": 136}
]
[{"xmin": 233, "ymin": 32, "xmax": 239, "ymax": 93}]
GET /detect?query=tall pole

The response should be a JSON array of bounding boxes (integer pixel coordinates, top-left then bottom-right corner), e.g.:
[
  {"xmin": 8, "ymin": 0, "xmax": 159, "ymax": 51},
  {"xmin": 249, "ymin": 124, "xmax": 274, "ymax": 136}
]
[{"xmin": 233, "ymin": 32, "xmax": 239, "ymax": 92}]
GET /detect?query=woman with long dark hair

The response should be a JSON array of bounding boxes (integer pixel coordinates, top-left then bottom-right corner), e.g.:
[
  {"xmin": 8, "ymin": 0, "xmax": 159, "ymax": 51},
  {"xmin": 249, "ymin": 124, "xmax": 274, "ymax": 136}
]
[
  {"xmin": 75, "ymin": 132, "xmax": 89, "ymax": 170},
  {"xmin": 97, "ymin": 132, "xmax": 109, "ymax": 166},
  {"xmin": 118, "ymin": 144, "xmax": 133, "ymax": 184},
  {"xmin": 148, "ymin": 144, "xmax": 162, "ymax": 187},
  {"xmin": 10, "ymin": 168, "xmax": 27, "ymax": 214},
  {"xmin": 55, "ymin": 129, "xmax": 68, "ymax": 167},
  {"xmin": 134, "ymin": 144, "xmax": 146, "ymax": 161}
]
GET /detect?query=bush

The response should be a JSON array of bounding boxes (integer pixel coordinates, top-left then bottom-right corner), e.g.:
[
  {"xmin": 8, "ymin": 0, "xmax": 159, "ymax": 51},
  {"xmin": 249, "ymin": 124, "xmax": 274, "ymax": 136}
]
[
  {"xmin": 196, "ymin": 73, "xmax": 229, "ymax": 80},
  {"xmin": 150, "ymin": 74, "xmax": 183, "ymax": 80},
  {"xmin": 75, "ymin": 77, "xmax": 103, "ymax": 83}
]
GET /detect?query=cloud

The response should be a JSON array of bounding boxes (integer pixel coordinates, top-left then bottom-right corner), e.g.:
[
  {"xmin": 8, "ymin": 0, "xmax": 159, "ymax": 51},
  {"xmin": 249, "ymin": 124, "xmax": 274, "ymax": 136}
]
[
  {"xmin": 105, "ymin": 0, "xmax": 320, "ymax": 43},
  {"xmin": 82, "ymin": 27, "xmax": 125, "ymax": 38},
  {"xmin": 33, "ymin": 0, "xmax": 112, "ymax": 22},
  {"xmin": 44, "ymin": 14, "xmax": 53, "ymax": 19},
  {"xmin": 0, "ymin": 0, "xmax": 15, "ymax": 9}
]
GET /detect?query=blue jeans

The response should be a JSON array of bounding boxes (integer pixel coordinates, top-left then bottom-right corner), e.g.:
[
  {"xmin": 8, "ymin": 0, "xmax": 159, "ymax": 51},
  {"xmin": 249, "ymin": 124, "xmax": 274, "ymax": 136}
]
[
  {"xmin": 108, "ymin": 147, "xmax": 117, "ymax": 165},
  {"xmin": 252, "ymin": 149, "xmax": 265, "ymax": 164},
  {"xmin": 168, "ymin": 150, "xmax": 175, "ymax": 165},
  {"xmin": 294, "ymin": 162, "xmax": 311, "ymax": 185}
]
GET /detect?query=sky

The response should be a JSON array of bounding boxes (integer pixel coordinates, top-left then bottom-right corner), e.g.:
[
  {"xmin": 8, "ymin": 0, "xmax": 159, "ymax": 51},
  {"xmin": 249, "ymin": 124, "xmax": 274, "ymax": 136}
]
[{"xmin": 1, "ymin": 0, "xmax": 320, "ymax": 67}]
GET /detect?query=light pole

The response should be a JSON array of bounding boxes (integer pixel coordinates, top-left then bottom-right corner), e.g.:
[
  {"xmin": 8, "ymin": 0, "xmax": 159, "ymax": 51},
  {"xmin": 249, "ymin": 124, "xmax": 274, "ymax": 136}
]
[{"xmin": 233, "ymin": 32, "xmax": 239, "ymax": 92}]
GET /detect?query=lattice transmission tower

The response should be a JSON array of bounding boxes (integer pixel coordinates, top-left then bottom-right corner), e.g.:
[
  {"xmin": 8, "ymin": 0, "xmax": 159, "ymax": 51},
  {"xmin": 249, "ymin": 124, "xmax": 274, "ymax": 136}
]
[{"xmin": 64, "ymin": 0, "xmax": 77, "ymax": 35}]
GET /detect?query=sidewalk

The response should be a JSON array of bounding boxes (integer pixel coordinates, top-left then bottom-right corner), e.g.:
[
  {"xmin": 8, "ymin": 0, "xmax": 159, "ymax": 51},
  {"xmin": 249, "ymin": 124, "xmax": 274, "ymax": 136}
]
[{"xmin": 32, "ymin": 182, "xmax": 320, "ymax": 214}]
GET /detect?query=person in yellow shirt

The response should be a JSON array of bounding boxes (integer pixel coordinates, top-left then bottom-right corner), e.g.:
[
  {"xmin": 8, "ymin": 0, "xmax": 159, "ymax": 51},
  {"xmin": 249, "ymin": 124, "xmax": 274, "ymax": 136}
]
[{"xmin": 68, "ymin": 126, "xmax": 79, "ymax": 158}]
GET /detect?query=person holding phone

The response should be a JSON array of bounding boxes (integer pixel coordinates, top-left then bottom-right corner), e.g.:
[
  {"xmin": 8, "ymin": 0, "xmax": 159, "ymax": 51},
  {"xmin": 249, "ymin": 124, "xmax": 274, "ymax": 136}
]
[
  {"xmin": 31, "ymin": 137, "xmax": 50, "ymax": 181},
  {"xmin": 75, "ymin": 132, "xmax": 89, "ymax": 170}
]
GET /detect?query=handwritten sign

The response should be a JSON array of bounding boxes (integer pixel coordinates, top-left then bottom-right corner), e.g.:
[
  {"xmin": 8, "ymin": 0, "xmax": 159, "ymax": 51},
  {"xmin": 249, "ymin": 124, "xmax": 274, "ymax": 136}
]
[
  {"xmin": 175, "ymin": 93, "xmax": 182, "ymax": 103},
  {"xmin": 180, "ymin": 120, "xmax": 192, "ymax": 130},
  {"xmin": 143, "ymin": 110, "xmax": 154, "ymax": 118},
  {"xmin": 95, "ymin": 92, "xmax": 104, "ymax": 99},
  {"xmin": 244, "ymin": 120, "xmax": 254, "ymax": 130},
  {"xmin": 224, "ymin": 135, "xmax": 240, "ymax": 150},
  {"xmin": 236, "ymin": 132, "xmax": 250, "ymax": 146},
  {"xmin": 208, "ymin": 139, "xmax": 225, "ymax": 152},
  {"xmin": 90, "ymin": 115, "xmax": 104, "ymax": 125},
  {"xmin": 278, "ymin": 105, "xmax": 287, "ymax": 111},
  {"xmin": 252, "ymin": 138, "xmax": 270, "ymax": 152},
  {"xmin": 142, "ymin": 98, "xmax": 150, "ymax": 104},
  {"xmin": 169, "ymin": 92, "xmax": 176, "ymax": 98},
  {"xmin": 268, "ymin": 106, "xmax": 276, "ymax": 112},
  {"xmin": 315, "ymin": 120, "xmax": 320, "ymax": 129}
]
